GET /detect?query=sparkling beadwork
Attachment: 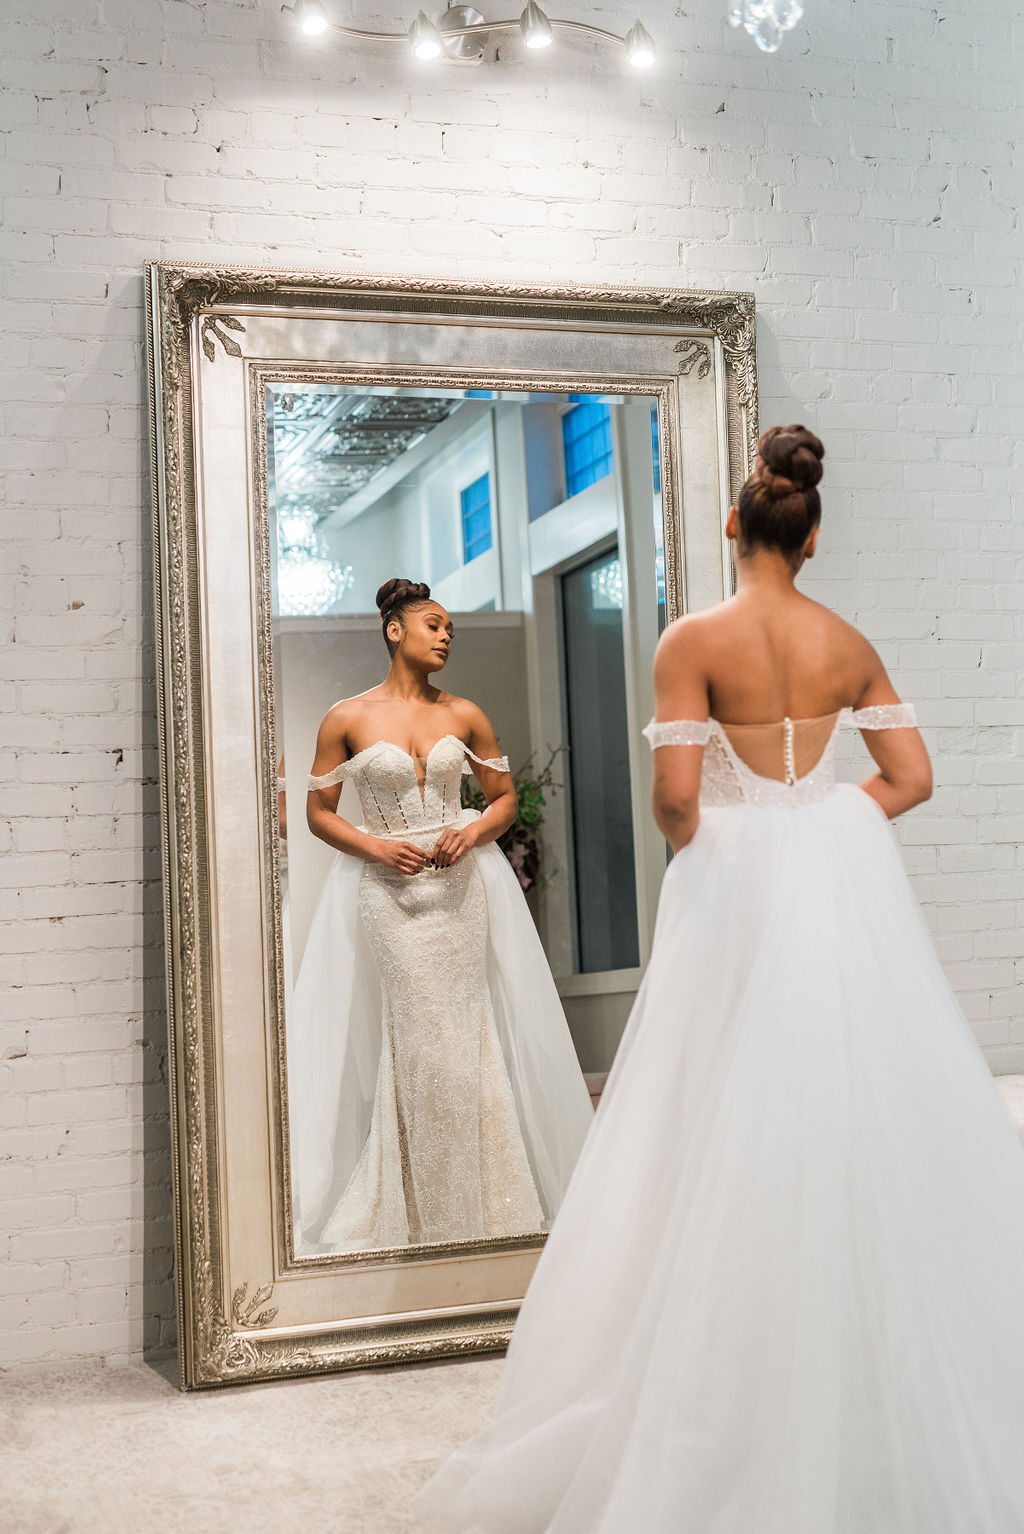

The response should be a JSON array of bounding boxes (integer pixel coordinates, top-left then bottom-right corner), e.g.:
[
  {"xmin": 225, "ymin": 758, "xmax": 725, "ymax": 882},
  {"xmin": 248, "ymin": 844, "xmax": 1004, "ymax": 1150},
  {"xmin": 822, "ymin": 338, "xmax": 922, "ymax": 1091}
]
[
  {"xmin": 311, "ymin": 732, "xmax": 543, "ymax": 1251},
  {"xmin": 641, "ymin": 719, "xmax": 713, "ymax": 748},
  {"xmin": 308, "ymin": 736, "xmax": 509, "ymax": 793},
  {"xmin": 848, "ymin": 703, "xmax": 917, "ymax": 730},
  {"xmin": 643, "ymin": 704, "xmax": 916, "ymax": 810}
]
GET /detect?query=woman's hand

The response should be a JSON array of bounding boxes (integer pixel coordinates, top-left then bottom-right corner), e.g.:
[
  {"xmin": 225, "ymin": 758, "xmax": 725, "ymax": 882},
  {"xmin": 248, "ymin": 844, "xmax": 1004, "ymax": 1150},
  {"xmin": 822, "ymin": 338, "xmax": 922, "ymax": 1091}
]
[
  {"xmin": 431, "ymin": 823, "xmax": 479, "ymax": 869},
  {"xmin": 371, "ymin": 839, "xmax": 431, "ymax": 875}
]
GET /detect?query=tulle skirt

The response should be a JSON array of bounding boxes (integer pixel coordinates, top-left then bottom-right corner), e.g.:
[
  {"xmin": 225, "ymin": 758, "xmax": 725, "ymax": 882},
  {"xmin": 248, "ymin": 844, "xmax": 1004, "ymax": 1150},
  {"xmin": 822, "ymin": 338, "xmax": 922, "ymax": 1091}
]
[{"xmin": 416, "ymin": 784, "xmax": 1024, "ymax": 1533}]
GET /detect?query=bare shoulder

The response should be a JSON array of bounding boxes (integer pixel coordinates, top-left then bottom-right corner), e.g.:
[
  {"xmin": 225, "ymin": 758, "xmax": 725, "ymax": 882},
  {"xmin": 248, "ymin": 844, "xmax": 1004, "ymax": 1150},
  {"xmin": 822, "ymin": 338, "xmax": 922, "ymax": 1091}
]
[
  {"xmin": 653, "ymin": 604, "xmax": 736, "ymax": 680},
  {"xmin": 655, "ymin": 607, "xmax": 721, "ymax": 658},
  {"xmin": 318, "ymin": 690, "xmax": 380, "ymax": 740},
  {"xmin": 803, "ymin": 596, "xmax": 881, "ymax": 667},
  {"xmin": 444, "ymin": 692, "xmax": 491, "ymax": 733}
]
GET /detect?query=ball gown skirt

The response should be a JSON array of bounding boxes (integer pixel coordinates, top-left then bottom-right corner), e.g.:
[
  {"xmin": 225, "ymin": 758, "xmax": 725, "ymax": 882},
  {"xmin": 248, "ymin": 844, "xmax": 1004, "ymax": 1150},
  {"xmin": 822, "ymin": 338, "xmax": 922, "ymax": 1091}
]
[{"xmin": 416, "ymin": 710, "xmax": 1024, "ymax": 1534}]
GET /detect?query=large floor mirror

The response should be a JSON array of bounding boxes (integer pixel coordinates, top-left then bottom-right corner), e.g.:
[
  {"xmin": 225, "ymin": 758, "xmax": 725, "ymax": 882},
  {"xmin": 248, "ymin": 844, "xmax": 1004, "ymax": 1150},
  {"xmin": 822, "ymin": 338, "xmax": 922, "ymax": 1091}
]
[{"xmin": 147, "ymin": 266, "xmax": 757, "ymax": 1386}]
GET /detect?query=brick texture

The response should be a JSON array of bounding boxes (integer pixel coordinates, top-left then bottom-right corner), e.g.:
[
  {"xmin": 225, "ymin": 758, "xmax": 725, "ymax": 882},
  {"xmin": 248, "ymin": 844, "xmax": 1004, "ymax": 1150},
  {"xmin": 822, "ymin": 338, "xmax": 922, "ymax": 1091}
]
[{"xmin": 1, "ymin": 0, "xmax": 1021, "ymax": 1366}]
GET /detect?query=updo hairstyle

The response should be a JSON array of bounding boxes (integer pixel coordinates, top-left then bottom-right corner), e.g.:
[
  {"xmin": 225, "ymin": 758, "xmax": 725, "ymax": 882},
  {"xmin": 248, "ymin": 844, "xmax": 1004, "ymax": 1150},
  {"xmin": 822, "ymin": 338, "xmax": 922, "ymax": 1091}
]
[
  {"xmin": 375, "ymin": 577, "xmax": 432, "ymax": 657},
  {"xmin": 736, "ymin": 425, "xmax": 825, "ymax": 558}
]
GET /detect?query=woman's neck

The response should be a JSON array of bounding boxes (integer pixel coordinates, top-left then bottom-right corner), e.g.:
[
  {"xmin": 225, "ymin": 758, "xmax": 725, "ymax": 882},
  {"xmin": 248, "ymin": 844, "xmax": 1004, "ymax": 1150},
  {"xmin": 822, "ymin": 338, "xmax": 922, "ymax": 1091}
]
[
  {"xmin": 733, "ymin": 547, "xmax": 803, "ymax": 596},
  {"xmin": 380, "ymin": 658, "xmax": 437, "ymax": 703}
]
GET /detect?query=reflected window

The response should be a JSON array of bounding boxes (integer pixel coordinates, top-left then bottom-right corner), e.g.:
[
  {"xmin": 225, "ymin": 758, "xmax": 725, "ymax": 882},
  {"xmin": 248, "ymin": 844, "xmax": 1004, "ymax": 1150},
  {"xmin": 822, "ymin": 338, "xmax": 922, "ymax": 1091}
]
[
  {"xmin": 562, "ymin": 401, "xmax": 613, "ymax": 497},
  {"xmin": 460, "ymin": 472, "xmax": 493, "ymax": 564},
  {"xmin": 561, "ymin": 548, "xmax": 640, "ymax": 974},
  {"xmin": 651, "ymin": 406, "xmax": 666, "ymax": 624}
]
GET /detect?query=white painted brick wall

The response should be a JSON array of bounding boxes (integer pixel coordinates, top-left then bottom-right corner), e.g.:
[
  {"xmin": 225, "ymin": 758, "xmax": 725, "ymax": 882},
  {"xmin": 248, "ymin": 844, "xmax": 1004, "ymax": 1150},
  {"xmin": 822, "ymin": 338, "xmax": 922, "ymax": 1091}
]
[{"xmin": 1, "ymin": 0, "xmax": 1021, "ymax": 1366}]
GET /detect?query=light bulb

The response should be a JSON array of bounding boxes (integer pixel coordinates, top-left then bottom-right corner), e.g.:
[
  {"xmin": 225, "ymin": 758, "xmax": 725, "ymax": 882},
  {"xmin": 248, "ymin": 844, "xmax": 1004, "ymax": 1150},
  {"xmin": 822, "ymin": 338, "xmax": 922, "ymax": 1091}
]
[
  {"xmin": 625, "ymin": 19, "xmax": 655, "ymax": 67},
  {"xmin": 294, "ymin": 0, "xmax": 329, "ymax": 36},
  {"xmin": 519, "ymin": 2, "xmax": 553, "ymax": 49},
  {"xmin": 408, "ymin": 9, "xmax": 444, "ymax": 58}
]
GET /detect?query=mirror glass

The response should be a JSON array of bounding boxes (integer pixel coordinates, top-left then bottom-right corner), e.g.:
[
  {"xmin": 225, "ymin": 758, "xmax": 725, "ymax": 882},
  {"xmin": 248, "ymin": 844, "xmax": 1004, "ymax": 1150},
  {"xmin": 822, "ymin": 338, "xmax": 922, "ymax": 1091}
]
[{"xmin": 266, "ymin": 381, "xmax": 665, "ymax": 1257}]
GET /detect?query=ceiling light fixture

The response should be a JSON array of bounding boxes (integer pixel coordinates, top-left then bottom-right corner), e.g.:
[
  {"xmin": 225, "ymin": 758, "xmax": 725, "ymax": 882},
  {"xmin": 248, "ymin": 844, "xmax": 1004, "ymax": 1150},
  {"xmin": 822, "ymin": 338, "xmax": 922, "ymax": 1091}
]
[
  {"xmin": 282, "ymin": 1, "xmax": 657, "ymax": 69},
  {"xmin": 409, "ymin": 9, "xmax": 445, "ymax": 57},
  {"xmin": 293, "ymin": 0, "xmax": 329, "ymax": 35},
  {"xmin": 624, "ymin": 19, "xmax": 655, "ymax": 67},
  {"xmin": 519, "ymin": 1, "xmax": 553, "ymax": 49}
]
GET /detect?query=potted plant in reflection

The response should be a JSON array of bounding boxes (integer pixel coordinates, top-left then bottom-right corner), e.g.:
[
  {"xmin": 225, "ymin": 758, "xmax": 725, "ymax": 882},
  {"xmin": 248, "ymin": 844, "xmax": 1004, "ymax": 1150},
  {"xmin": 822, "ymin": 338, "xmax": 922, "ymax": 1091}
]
[{"xmin": 461, "ymin": 746, "xmax": 565, "ymax": 897}]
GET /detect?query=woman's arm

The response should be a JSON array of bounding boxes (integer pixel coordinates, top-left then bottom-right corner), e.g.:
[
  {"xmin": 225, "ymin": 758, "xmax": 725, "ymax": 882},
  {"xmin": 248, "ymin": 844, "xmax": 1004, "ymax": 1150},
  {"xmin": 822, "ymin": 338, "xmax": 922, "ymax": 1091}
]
[
  {"xmin": 853, "ymin": 655, "xmax": 933, "ymax": 820},
  {"xmin": 649, "ymin": 620, "xmax": 709, "ymax": 853},
  {"xmin": 305, "ymin": 706, "xmax": 429, "ymax": 876},
  {"xmin": 431, "ymin": 704, "xmax": 518, "ymax": 868}
]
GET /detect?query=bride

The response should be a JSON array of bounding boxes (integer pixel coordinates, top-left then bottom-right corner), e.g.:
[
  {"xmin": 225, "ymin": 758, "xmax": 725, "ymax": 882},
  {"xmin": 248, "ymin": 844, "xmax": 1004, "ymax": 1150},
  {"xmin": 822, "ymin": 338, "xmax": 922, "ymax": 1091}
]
[
  {"xmin": 287, "ymin": 578, "xmax": 593, "ymax": 1253},
  {"xmin": 416, "ymin": 428, "xmax": 1024, "ymax": 1531}
]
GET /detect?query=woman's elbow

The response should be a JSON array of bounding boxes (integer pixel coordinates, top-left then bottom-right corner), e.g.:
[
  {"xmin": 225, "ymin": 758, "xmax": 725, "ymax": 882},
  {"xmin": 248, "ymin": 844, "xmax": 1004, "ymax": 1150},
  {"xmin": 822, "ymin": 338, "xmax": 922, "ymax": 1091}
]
[
  {"xmin": 890, "ymin": 766, "xmax": 932, "ymax": 811},
  {"xmin": 653, "ymin": 791, "xmax": 699, "ymax": 843},
  {"xmin": 911, "ymin": 769, "xmax": 933, "ymax": 808}
]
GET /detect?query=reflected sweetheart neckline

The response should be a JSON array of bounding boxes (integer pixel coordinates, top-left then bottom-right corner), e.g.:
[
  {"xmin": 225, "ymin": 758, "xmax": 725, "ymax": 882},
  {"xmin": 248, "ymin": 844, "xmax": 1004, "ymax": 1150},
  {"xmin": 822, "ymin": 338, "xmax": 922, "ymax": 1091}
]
[
  {"xmin": 344, "ymin": 734, "xmax": 467, "ymax": 770},
  {"xmin": 342, "ymin": 736, "xmax": 468, "ymax": 808}
]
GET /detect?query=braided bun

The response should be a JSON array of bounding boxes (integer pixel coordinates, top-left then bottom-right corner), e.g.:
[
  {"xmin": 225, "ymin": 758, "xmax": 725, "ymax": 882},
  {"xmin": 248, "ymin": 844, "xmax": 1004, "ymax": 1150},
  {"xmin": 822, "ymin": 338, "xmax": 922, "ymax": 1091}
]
[
  {"xmin": 736, "ymin": 424, "xmax": 825, "ymax": 558},
  {"xmin": 375, "ymin": 577, "xmax": 432, "ymax": 656}
]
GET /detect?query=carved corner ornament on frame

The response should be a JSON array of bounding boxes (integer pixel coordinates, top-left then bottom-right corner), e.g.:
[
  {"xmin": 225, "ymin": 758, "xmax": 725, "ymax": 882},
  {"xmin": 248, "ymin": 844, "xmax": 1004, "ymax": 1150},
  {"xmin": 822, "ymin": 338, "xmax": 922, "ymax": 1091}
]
[{"xmin": 145, "ymin": 264, "xmax": 759, "ymax": 1388}]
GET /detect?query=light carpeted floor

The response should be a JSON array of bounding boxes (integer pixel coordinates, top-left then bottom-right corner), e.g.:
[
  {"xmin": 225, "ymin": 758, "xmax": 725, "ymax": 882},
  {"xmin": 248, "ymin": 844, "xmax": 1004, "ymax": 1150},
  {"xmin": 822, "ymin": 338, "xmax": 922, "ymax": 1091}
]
[
  {"xmin": 7, "ymin": 1077, "xmax": 1024, "ymax": 1533},
  {"xmin": 0, "ymin": 1352, "xmax": 502, "ymax": 1533}
]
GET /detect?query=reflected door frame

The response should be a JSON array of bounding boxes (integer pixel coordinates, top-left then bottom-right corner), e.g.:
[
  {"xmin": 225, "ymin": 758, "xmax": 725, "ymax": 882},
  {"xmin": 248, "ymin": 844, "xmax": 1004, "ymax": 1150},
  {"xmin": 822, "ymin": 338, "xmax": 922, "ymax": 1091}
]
[{"xmin": 521, "ymin": 399, "xmax": 664, "ymax": 1071}]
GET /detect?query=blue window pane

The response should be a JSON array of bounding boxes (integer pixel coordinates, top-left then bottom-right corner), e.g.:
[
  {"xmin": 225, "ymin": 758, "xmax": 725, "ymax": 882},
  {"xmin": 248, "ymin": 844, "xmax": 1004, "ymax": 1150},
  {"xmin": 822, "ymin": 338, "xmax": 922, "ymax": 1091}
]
[
  {"xmin": 460, "ymin": 473, "xmax": 492, "ymax": 564},
  {"xmin": 651, "ymin": 405, "xmax": 661, "ymax": 494},
  {"xmin": 562, "ymin": 402, "xmax": 613, "ymax": 497}
]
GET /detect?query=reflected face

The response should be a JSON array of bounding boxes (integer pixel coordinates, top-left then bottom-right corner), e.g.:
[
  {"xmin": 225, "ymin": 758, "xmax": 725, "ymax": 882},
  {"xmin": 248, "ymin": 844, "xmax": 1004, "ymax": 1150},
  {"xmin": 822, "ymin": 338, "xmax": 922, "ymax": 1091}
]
[{"xmin": 389, "ymin": 602, "xmax": 454, "ymax": 673}]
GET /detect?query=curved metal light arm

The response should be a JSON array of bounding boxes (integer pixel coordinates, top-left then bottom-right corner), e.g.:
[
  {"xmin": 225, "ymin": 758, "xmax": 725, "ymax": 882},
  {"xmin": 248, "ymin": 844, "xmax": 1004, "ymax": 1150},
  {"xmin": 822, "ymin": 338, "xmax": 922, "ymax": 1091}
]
[{"xmin": 281, "ymin": 5, "xmax": 632, "ymax": 50}]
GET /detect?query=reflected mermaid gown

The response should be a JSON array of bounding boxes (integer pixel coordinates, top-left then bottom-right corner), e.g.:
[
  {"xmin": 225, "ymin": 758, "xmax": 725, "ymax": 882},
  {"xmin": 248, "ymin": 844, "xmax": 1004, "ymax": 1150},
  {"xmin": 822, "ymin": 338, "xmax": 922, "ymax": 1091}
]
[
  {"xmin": 297, "ymin": 736, "xmax": 592, "ymax": 1252},
  {"xmin": 416, "ymin": 705, "xmax": 1024, "ymax": 1534}
]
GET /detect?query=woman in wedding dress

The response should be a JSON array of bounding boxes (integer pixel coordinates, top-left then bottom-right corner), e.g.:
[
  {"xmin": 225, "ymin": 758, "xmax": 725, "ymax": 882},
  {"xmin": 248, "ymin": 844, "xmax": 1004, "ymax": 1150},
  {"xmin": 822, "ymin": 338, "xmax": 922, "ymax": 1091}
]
[
  {"xmin": 416, "ymin": 427, "xmax": 1024, "ymax": 1532},
  {"xmin": 288, "ymin": 578, "xmax": 593, "ymax": 1253}
]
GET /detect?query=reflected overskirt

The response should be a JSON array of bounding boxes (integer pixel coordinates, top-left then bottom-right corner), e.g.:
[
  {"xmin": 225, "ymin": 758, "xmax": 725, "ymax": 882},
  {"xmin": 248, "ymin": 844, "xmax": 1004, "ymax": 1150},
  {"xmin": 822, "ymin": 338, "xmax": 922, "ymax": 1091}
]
[
  {"xmin": 416, "ymin": 784, "xmax": 1024, "ymax": 1533},
  {"xmin": 286, "ymin": 809, "xmax": 594, "ymax": 1253}
]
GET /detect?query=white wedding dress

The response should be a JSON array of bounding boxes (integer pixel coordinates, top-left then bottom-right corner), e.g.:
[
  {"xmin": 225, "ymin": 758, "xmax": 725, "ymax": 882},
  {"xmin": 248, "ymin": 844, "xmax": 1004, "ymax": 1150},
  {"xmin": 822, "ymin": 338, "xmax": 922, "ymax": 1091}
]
[
  {"xmin": 416, "ymin": 705, "xmax": 1024, "ymax": 1534},
  {"xmin": 287, "ymin": 735, "xmax": 594, "ymax": 1253}
]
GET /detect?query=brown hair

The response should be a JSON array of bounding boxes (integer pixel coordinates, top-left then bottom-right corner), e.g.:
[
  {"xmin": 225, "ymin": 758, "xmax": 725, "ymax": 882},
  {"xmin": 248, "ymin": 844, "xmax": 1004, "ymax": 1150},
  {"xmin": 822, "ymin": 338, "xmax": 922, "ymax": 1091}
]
[
  {"xmin": 375, "ymin": 577, "xmax": 432, "ymax": 657},
  {"xmin": 736, "ymin": 424, "xmax": 825, "ymax": 558}
]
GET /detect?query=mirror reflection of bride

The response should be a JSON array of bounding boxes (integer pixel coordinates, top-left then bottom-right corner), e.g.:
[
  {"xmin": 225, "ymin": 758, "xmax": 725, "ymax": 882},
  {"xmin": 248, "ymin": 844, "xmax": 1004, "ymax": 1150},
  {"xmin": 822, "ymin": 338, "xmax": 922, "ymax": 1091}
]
[{"xmin": 286, "ymin": 578, "xmax": 593, "ymax": 1253}]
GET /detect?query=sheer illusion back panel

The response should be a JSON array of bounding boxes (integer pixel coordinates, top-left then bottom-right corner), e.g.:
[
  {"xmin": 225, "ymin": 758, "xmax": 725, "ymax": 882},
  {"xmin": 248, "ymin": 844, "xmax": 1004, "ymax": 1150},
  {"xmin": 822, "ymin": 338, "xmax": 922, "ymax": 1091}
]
[{"xmin": 718, "ymin": 712, "xmax": 841, "ymax": 784}]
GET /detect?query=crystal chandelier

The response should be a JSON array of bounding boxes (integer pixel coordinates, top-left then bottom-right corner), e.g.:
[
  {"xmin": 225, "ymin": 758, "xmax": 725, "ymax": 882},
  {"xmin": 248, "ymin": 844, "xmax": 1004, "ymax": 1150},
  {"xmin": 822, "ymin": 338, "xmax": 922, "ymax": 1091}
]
[
  {"xmin": 728, "ymin": 0, "xmax": 804, "ymax": 53},
  {"xmin": 275, "ymin": 507, "xmax": 355, "ymax": 617}
]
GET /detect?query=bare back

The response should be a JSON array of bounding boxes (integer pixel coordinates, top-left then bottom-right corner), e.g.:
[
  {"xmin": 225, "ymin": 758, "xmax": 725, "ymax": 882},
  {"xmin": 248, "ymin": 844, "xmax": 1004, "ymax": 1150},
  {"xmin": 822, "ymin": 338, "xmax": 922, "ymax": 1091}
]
[
  {"xmin": 650, "ymin": 581, "xmax": 931, "ymax": 834},
  {"xmin": 658, "ymin": 587, "xmax": 896, "ymax": 726}
]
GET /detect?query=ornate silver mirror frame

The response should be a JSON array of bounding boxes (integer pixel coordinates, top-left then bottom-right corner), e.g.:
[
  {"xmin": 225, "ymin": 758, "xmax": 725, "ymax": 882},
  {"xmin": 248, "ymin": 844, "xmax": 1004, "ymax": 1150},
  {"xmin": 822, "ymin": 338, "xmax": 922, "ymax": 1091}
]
[{"xmin": 146, "ymin": 264, "xmax": 757, "ymax": 1389}]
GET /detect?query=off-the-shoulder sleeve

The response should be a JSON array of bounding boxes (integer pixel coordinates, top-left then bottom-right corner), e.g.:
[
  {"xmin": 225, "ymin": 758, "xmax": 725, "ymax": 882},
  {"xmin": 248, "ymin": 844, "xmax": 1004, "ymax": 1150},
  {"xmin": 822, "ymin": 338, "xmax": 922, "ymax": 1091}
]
[
  {"xmin": 642, "ymin": 719, "xmax": 713, "ymax": 749},
  {"xmin": 848, "ymin": 703, "xmax": 917, "ymax": 731},
  {"xmin": 307, "ymin": 762, "xmax": 349, "ymax": 791},
  {"xmin": 461, "ymin": 744, "xmax": 511, "ymax": 776}
]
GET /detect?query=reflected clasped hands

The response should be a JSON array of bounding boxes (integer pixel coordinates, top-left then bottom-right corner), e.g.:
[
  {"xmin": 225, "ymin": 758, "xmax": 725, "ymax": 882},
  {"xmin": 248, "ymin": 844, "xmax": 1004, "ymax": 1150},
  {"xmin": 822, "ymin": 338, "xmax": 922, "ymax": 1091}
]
[{"xmin": 370, "ymin": 821, "xmax": 480, "ymax": 874}]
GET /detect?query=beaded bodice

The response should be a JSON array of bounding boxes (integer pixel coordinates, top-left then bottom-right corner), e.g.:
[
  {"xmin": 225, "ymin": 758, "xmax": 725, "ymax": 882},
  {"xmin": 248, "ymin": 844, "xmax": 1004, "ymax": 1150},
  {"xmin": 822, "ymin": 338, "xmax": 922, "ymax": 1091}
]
[
  {"xmin": 643, "ymin": 704, "xmax": 917, "ymax": 809},
  {"xmin": 307, "ymin": 735, "xmax": 509, "ymax": 838}
]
